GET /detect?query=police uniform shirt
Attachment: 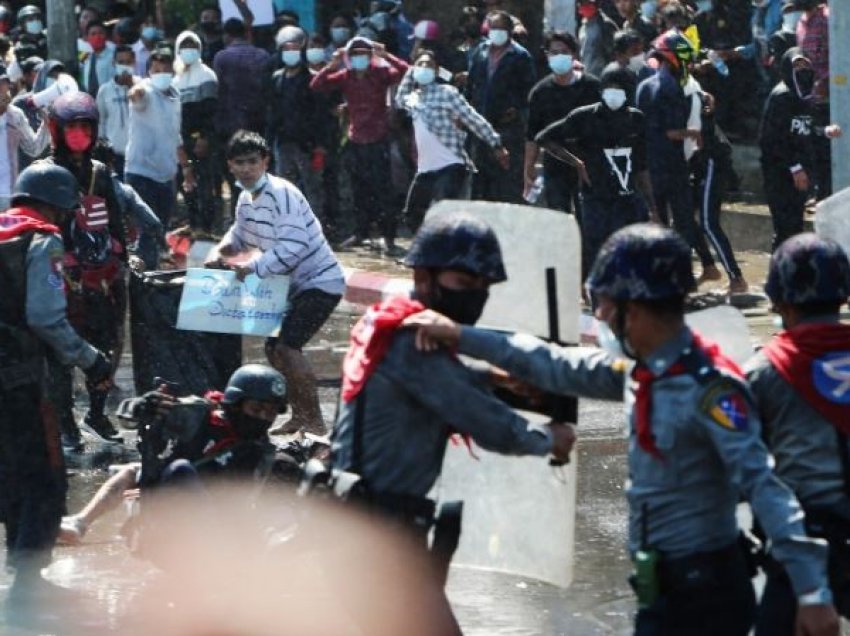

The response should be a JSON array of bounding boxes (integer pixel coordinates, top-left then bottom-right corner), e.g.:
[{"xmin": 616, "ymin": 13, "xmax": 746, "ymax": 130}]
[
  {"xmin": 456, "ymin": 325, "xmax": 829, "ymax": 596},
  {"xmin": 535, "ymin": 102, "xmax": 647, "ymax": 200}
]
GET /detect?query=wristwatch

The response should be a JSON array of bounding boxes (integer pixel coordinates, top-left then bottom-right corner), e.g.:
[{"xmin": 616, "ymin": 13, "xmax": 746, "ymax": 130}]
[{"xmin": 798, "ymin": 587, "xmax": 833, "ymax": 607}]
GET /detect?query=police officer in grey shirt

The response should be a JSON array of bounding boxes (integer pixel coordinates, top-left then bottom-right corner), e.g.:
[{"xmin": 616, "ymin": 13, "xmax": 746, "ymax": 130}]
[
  {"xmin": 0, "ymin": 163, "xmax": 112, "ymax": 608},
  {"xmin": 405, "ymin": 223, "xmax": 839, "ymax": 636},
  {"xmin": 746, "ymin": 234, "xmax": 850, "ymax": 635},
  {"xmin": 331, "ymin": 212, "xmax": 575, "ymax": 634}
]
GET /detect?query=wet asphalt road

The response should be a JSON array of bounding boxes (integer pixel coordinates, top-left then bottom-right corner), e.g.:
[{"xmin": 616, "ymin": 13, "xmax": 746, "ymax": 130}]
[{"xmin": 1, "ymin": 247, "xmax": 849, "ymax": 634}]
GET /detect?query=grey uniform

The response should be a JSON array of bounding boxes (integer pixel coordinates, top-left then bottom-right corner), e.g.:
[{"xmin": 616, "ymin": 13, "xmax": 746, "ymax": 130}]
[
  {"xmin": 26, "ymin": 232, "xmax": 99, "ymax": 368},
  {"xmin": 457, "ymin": 325, "xmax": 829, "ymax": 596},
  {"xmin": 331, "ymin": 330, "xmax": 553, "ymax": 498}
]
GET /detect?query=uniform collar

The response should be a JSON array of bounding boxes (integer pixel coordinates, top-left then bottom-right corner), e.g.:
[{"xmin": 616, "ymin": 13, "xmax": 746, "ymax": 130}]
[{"xmin": 642, "ymin": 325, "xmax": 692, "ymax": 377}]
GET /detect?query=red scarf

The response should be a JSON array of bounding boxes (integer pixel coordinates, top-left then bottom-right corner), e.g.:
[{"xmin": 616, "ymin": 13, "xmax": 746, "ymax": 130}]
[
  {"xmin": 633, "ymin": 331, "xmax": 743, "ymax": 459},
  {"xmin": 201, "ymin": 390, "xmax": 241, "ymax": 457},
  {"xmin": 341, "ymin": 296, "xmax": 425, "ymax": 403},
  {"xmin": 762, "ymin": 322, "xmax": 850, "ymax": 435},
  {"xmin": 0, "ymin": 207, "xmax": 59, "ymax": 241}
]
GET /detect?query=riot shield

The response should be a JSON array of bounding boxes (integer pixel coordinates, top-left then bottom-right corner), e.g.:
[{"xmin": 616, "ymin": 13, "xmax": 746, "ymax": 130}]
[
  {"xmin": 684, "ymin": 305, "xmax": 754, "ymax": 366},
  {"xmin": 815, "ymin": 186, "xmax": 850, "ymax": 257},
  {"xmin": 425, "ymin": 201, "xmax": 581, "ymax": 588}
]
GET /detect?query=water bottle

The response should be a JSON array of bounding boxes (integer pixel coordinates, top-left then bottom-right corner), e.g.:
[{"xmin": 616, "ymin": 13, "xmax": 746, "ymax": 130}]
[
  {"xmin": 707, "ymin": 50, "xmax": 729, "ymax": 77},
  {"xmin": 524, "ymin": 175, "xmax": 544, "ymax": 204}
]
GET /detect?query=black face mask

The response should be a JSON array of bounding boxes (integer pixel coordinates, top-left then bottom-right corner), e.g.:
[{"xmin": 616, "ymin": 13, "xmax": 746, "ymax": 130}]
[
  {"xmin": 431, "ymin": 284, "xmax": 490, "ymax": 325},
  {"xmin": 793, "ymin": 67, "xmax": 815, "ymax": 99},
  {"xmin": 231, "ymin": 412, "xmax": 273, "ymax": 440}
]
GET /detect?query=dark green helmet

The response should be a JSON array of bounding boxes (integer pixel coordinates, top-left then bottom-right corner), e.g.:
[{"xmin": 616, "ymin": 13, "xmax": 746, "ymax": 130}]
[
  {"xmin": 12, "ymin": 162, "xmax": 81, "ymax": 211},
  {"xmin": 222, "ymin": 364, "xmax": 288, "ymax": 413}
]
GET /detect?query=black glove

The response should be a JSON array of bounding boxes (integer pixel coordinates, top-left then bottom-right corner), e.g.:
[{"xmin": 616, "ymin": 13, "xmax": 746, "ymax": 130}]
[{"xmin": 84, "ymin": 351, "xmax": 112, "ymax": 385}]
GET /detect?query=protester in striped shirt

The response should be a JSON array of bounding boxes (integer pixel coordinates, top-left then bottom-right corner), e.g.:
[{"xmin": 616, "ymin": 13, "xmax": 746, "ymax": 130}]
[{"xmin": 208, "ymin": 130, "xmax": 344, "ymax": 435}]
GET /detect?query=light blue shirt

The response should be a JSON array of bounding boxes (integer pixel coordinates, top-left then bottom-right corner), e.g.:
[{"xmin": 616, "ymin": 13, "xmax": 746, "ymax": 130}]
[{"xmin": 125, "ymin": 80, "xmax": 182, "ymax": 183}]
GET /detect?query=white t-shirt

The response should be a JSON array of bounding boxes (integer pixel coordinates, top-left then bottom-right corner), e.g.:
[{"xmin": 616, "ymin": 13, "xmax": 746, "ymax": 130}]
[
  {"xmin": 413, "ymin": 117, "xmax": 463, "ymax": 174},
  {"xmin": 0, "ymin": 113, "xmax": 10, "ymax": 198}
]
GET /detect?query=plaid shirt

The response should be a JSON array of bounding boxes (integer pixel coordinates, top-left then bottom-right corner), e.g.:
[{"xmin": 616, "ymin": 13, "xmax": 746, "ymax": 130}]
[
  {"xmin": 395, "ymin": 69, "xmax": 501, "ymax": 170},
  {"xmin": 797, "ymin": 5, "xmax": 829, "ymax": 83}
]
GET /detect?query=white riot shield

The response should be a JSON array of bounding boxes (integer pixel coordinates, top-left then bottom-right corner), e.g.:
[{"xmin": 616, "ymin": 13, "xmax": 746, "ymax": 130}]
[
  {"xmin": 684, "ymin": 305, "xmax": 754, "ymax": 366},
  {"xmin": 425, "ymin": 201, "xmax": 581, "ymax": 588},
  {"xmin": 815, "ymin": 186, "xmax": 850, "ymax": 257}
]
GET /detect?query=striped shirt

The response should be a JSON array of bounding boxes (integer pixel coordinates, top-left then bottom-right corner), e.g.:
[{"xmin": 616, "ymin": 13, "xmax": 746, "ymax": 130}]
[{"xmin": 221, "ymin": 174, "xmax": 345, "ymax": 297}]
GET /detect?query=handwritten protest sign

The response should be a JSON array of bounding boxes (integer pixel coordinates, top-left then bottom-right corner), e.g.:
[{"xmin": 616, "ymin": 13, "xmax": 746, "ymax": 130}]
[{"xmin": 176, "ymin": 268, "xmax": 289, "ymax": 337}]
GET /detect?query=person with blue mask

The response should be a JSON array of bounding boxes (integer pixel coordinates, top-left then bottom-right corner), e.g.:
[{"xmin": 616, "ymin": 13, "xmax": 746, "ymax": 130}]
[
  {"xmin": 267, "ymin": 25, "xmax": 326, "ymax": 226},
  {"xmin": 525, "ymin": 31, "xmax": 600, "ymax": 215},
  {"xmin": 466, "ymin": 10, "xmax": 535, "ymax": 204},
  {"xmin": 174, "ymin": 31, "xmax": 219, "ymax": 234},
  {"xmin": 133, "ymin": 19, "xmax": 162, "ymax": 78}
]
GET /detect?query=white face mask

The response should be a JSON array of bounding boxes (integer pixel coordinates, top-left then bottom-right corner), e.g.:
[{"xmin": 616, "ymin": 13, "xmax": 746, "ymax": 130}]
[
  {"xmin": 150, "ymin": 72, "xmax": 173, "ymax": 91},
  {"xmin": 602, "ymin": 87, "xmax": 628, "ymax": 110},
  {"xmin": 236, "ymin": 172, "xmax": 268, "ymax": 194},
  {"xmin": 783, "ymin": 11, "xmax": 803, "ymax": 31},
  {"xmin": 488, "ymin": 28, "xmax": 509, "ymax": 47},
  {"xmin": 597, "ymin": 321, "xmax": 626, "ymax": 358},
  {"xmin": 25, "ymin": 19, "xmax": 43, "ymax": 35},
  {"xmin": 628, "ymin": 52, "xmax": 645, "ymax": 73}
]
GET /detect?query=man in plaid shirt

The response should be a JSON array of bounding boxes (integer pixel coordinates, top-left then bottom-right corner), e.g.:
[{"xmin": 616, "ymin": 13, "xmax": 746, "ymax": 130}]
[{"xmin": 395, "ymin": 49, "xmax": 508, "ymax": 231}]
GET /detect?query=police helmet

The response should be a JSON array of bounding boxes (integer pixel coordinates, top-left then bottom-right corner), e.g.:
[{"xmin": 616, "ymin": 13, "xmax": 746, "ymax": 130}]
[
  {"xmin": 404, "ymin": 212, "xmax": 507, "ymax": 283},
  {"xmin": 12, "ymin": 162, "xmax": 81, "ymax": 211},
  {"xmin": 222, "ymin": 364, "xmax": 288, "ymax": 413},
  {"xmin": 587, "ymin": 223, "xmax": 695, "ymax": 301},
  {"xmin": 765, "ymin": 233, "xmax": 850, "ymax": 306},
  {"xmin": 16, "ymin": 5, "xmax": 41, "ymax": 23},
  {"xmin": 651, "ymin": 29, "xmax": 694, "ymax": 71}
]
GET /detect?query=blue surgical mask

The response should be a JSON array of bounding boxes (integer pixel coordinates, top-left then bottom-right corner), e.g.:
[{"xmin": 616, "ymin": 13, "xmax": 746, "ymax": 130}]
[
  {"xmin": 640, "ymin": 1, "xmax": 657, "ymax": 19},
  {"xmin": 602, "ymin": 87, "xmax": 627, "ymax": 110},
  {"xmin": 142, "ymin": 26, "xmax": 159, "ymax": 41},
  {"xmin": 306, "ymin": 47, "xmax": 325, "ymax": 64},
  {"xmin": 115, "ymin": 64, "xmax": 134, "ymax": 78},
  {"xmin": 331, "ymin": 27, "xmax": 350, "ymax": 44},
  {"xmin": 25, "ymin": 19, "xmax": 43, "ymax": 35},
  {"xmin": 696, "ymin": 0, "xmax": 712, "ymax": 12},
  {"xmin": 281, "ymin": 50, "xmax": 301, "ymax": 66},
  {"xmin": 179, "ymin": 49, "xmax": 200, "ymax": 65},
  {"xmin": 236, "ymin": 173, "xmax": 268, "ymax": 194},
  {"xmin": 783, "ymin": 11, "xmax": 803, "ymax": 31},
  {"xmin": 349, "ymin": 54, "xmax": 370, "ymax": 71},
  {"xmin": 412, "ymin": 66, "xmax": 435, "ymax": 85},
  {"xmin": 150, "ymin": 72, "xmax": 173, "ymax": 91},
  {"xmin": 548, "ymin": 53, "xmax": 573, "ymax": 75},
  {"xmin": 597, "ymin": 321, "xmax": 626, "ymax": 359},
  {"xmin": 488, "ymin": 28, "xmax": 509, "ymax": 47}
]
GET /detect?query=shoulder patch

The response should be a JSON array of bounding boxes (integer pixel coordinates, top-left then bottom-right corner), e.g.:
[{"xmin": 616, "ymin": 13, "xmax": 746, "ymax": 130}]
[
  {"xmin": 699, "ymin": 380, "xmax": 750, "ymax": 432},
  {"xmin": 812, "ymin": 352, "xmax": 850, "ymax": 405}
]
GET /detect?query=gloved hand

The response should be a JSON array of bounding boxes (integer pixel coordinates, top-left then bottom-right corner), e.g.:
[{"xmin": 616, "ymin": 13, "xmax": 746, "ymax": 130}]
[
  {"xmin": 137, "ymin": 388, "xmax": 177, "ymax": 419},
  {"xmin": 84, "ymin": 351, "xmax": 113, "ymax": 386}
]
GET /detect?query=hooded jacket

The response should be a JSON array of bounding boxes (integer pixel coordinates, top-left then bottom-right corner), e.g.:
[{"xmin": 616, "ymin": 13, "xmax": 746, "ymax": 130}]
[
  {"xmin": 173, "ymin": 31, "xmax": 218, "ymax": 143},
  {"xmin": 759, "ymin": 47, "xmax": 815, "ymax": 174}
]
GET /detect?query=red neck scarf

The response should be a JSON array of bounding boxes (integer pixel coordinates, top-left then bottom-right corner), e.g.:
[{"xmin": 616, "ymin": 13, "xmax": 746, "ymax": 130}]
[
  {"xmin": 762, "ymin": 322, "xmax": 850, "ymax": 435},
  {"xmin": 341, "ymin": 296, "xmax": 425, "ymax": 403},
  {"xmin": 201, "ymin": 390, "xmax": 241, "ymax": 457},
  {"xmin": 633, "ymin": 331, "xmax": 743, "ymax": 459},
  {"xmin": 0, "ymin": 207, "xmax": 59, "ymax": 241}
]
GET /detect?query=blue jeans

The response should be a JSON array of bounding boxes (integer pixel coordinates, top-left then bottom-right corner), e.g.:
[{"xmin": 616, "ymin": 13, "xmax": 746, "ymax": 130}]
[{"xmin": 126, "ymin": 174, "xmax": 176, "ymax": 269}]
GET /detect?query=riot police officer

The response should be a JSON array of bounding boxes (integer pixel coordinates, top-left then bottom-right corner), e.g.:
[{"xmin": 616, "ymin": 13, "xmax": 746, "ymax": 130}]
[
  {"xmin": 44, "ymin": 92, "xmax": 129, "ymax": 449},
  {"xmin": 405, "ymin": 223, "xmax": 839, "ymax": 636},
  {"xmin": 747, "ymin": 233, "xmax": 850, "ymax": 635},
  {"xmin": 0, "ymin": 163, "xmax": 111, "ymax": 605},
  {"xmin": 331, "ymin": 211, "xmax": 575, "ymax": 634}
]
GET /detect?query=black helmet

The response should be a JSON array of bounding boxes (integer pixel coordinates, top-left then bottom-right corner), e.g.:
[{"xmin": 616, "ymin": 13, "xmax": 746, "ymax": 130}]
[
  {"xmin": 12, "ymin": 162, "xmax": 81, "ymax": 211},
  {"xmin": 404, "ymin": 212, "xmax": 507, "ymax": 283},
  {"xmin": 587, "ymin": 223, "xmax": 695, "ymax": 301},
  {"xmin": 16, "ymin": 5, "xmax": 41, "ymax": 22},
  {"xmin": 49, "ymin": 91, "xmax": 100, "ymax": 126},
  {"xmin": 765, "ymin": 233, "xmax": 850, "ymax": 306},
  {"xmin": 222, "ymin": 364, "xmax": 288, "ymax": 413}
]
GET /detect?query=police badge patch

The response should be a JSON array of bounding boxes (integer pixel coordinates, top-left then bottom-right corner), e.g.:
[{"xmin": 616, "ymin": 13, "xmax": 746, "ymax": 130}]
[
  {"xmin": 701, "ymin": 383, "xmax": 749, "ymax": 432},
  {"xmin": 812, "ymin": 352, "xmax": 850, "ymax": 405}
]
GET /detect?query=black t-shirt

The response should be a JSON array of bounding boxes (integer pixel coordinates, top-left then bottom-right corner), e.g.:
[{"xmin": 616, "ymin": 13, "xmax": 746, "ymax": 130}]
[{"xmin": 536, "ymin": 103, "xmax": 647, "ymax": 200}]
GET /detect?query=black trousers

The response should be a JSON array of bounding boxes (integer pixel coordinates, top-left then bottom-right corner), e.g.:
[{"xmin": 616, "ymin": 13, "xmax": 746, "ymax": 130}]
[
  {"xmin": 635, "ymin": 544, "xmax": 756, "ymax": 636},
  {"xmin": 0, "ymin": 381, "xmax": 66, "ymax": 572},
  {"xmin": 580, "ymin": 194, "xmax": 648, "ymax": 282},
  {"xmin": 653, "ymin": 168, "xmax": 716, "ymax": 268},
  {"xmin": 345, "ymin": 140, "xmax": 396, "ymax": 243},
  {"xmin": 694, "ymin": 157, "xmax": 742, "ymax": 279},
  {"xmin": 470, "ymin": 121, "xmax": 525, "ymax": 204},
  {"xmin": 403, "ymin": 163, "xmax": 469, "ymax": 233},
  {"xmin": 763, "ymin": 165, "xmax": 808, "ymax": 252}
]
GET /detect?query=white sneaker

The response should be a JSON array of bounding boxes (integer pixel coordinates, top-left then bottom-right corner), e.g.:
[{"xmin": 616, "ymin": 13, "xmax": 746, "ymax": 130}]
[{"xmin": 57, "ymin": 516, "xmax": 88, "ymax": 545}]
